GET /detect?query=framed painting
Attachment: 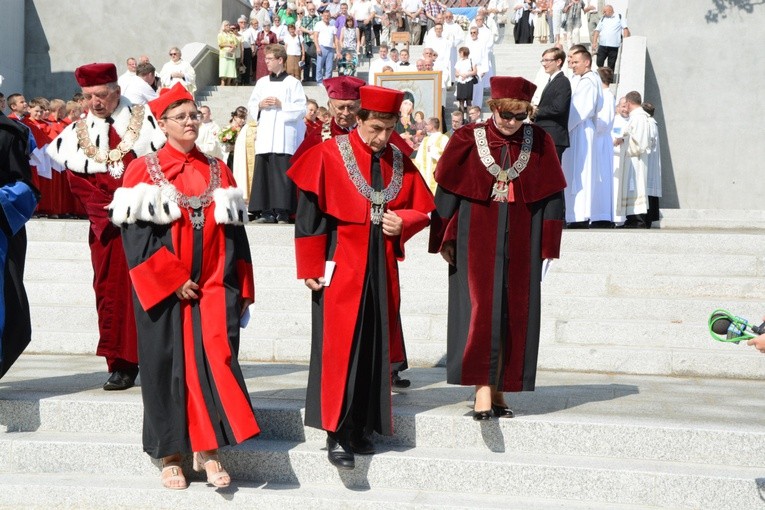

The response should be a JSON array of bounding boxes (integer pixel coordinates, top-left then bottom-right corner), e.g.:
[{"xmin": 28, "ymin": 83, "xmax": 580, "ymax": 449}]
[{"xmin": 374, "ymin": 71, "xmax": 443, "ymax": 126}]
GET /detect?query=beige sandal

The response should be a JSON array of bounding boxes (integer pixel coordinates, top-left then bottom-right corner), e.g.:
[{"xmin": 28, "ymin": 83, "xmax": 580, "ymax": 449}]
[
  {"xmin": 193, "ymin": 451, "xmax": 231, "ymax": 488},
  {"xmin": 161, "ymin": 455, "xmax": 188, "ymax": 490}
]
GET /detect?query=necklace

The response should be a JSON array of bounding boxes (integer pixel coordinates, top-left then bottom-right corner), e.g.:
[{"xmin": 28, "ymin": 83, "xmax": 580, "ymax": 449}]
[
  {"xmin": 336, "ymin": 134, "xmax": 403, "ymax": 225},
  {"xmin": 321, "ymin": 120, "xmax": 332, "ymax": 141},
  {"xmin": 75, "ymin": 104, "xmax": 145, "ymax": 178},
  {"xmin": 145, "ymin": 152, "xmax": 221, "ymax": 230},
  {"xmin": 474, "ymin": 124, "xmax": 533, "ymax": 202}
]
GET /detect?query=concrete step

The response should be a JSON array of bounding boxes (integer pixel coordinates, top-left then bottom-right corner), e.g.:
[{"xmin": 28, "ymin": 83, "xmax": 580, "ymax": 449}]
[
  {"xmin": 0, "ymin": 473, "xmax": 656, "ymax": 510},
  {"xmin": 3, "ymin": 357, "xmax": 764, "ymax": 466},
  {"xmin": 0, "ymin": 432, "xmax": 759, "ymax": 509},
  {"xmin": 2, "ymin": 356, "xmax": 764, "ymax": 508}
]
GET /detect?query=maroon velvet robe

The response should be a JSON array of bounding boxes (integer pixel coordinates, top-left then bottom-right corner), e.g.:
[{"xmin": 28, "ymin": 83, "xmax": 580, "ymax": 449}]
[{"xmin": 429, "ymin": 119, "xmax": 566, "ymax": 392}]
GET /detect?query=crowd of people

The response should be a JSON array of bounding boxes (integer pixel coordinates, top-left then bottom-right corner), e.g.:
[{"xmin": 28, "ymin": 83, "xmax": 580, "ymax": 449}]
[{"xmin": 0, "ymin": 0, "xmax": 675, "ymax": 494}]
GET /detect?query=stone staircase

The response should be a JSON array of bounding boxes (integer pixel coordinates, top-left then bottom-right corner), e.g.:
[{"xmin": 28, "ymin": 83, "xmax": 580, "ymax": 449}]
[
  {"xmin": 24, "ymin": 220, "xmax": 765, "ymax": 380},
  {"xmin": 1, "ymin": 354, "xmax": 764, "ymax": 509}
]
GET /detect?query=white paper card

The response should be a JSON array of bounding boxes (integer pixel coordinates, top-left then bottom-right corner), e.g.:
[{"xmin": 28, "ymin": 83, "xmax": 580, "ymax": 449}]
[{"xmin": 323, "ymin": 261, "xmax": 336, "ymax": 286}]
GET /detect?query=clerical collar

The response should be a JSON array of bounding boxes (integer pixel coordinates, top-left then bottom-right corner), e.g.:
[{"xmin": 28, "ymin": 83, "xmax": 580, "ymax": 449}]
[{"xmin": 269, "ymin": 71, "xmax": 288, "ymax": 81}]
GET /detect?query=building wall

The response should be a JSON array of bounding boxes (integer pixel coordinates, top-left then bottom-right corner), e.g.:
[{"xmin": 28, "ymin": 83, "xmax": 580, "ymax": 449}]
[
  {"xmin": 23, "ymin": 0, "xmax": 251, "ymax": 100},
  {"xmin": 0, "ymin": 1, "xmax": 26, "ymax": 98},
  {"xmin": 629, "ymin": 1, "xmax": 765, "ymax": 209}
]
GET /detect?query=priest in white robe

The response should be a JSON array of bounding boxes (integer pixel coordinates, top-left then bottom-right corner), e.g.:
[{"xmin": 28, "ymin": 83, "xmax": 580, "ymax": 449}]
[
  {"xmin": 561, "ymin": 49, "xmax": 601, "ymax": 226},
  {"xmin": 591, "ymin": 67, "xmax": 616, "ymax": 226},
  {"xmin": 159, "ymin": 47, "xmax": 196, "ymax": 93},
  {"xmin": 614, "ymin": 91, "xmax": 651, "ymax": 228},
  {"xmin": 246, "ymin": 44, "xmax": 306, "ymax": 223},
  {"xmin": 413, "ymin": 117, "xmax": 449, "ymax": 193}
]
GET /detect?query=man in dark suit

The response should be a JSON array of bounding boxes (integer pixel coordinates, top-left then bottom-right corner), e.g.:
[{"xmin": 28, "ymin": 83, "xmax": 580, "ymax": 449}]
[{"xmin": 533, "ymin": 47, "xmax": 571, "ymax": 163}]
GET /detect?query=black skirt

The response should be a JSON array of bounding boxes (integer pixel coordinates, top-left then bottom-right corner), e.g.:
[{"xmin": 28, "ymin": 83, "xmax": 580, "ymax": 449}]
[{"xmin": 456, "ymin": 80, "xmax": 475, "ymax": 101}]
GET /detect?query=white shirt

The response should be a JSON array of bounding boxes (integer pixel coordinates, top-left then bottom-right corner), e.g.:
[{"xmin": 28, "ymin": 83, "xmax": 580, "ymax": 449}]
[
  {"xmin": 121, "ymin": 75, "xmax": 158, "ymax": 105},
  {"xmin": 117, "ymin": 71, "xmax": 135, "ymax": 91},
  {"xmin": 283, "ymin": 32, "xmax": 303, "ymax": 56},
  {"xmin": 367, "ymin": 56, "xmax": 396, "ymax": 84},
  {"xmin": 350, "ymin": 0, "xmax": 374, "ymax": 22},
  {"xmin": 247, "ymin": 73, "xmax": 307, "ymax": 154},
  {"xmin": 314, "ymin": 19, "xmax": 337, "ymax": 47}
]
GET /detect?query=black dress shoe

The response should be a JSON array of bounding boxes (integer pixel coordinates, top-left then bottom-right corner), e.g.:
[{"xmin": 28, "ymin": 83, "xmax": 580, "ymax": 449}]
[
  {"xmin": 103, "ymin": 369, "xmax": 138, "ymax": 391},
  {"xmin": 254, "ymin": 215, "xmax": 276, "ymax": 224},
  {"xmin": 349, "ymin": 434, "xmax": 375, "ymax": 455},
  {"xmin": 391, "ymin": 371, "xmax": 411, "ymax": 389},
  {"xmin": 326, "ymin": 436, "xmax": 355, "ymax": 470},
  {"xmin": 491, "ymin": 404, "xmax": 515, "ymax": 418},
  {"xmin": 473, "ymin": 410, "xmax": 493, "ymax": 421}
]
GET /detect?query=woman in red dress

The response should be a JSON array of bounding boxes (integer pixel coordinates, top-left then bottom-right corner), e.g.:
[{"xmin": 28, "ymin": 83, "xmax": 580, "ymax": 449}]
[
  {"xmin": 109, "ymin": 83, "xmax": 259, "ymax": 490},
  {"xmin": 254, "ymin": 22, "xmax": 279, "ymax": 81}
]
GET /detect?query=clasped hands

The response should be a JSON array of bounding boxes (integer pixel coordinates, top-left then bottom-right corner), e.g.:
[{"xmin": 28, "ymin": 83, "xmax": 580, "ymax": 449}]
[{"xmin": 175, "ymin": 279, "xmax": 251, "ymax": 317}]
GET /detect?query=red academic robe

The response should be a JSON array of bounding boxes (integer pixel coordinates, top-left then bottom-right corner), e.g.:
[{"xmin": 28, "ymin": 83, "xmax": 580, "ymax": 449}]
[
  {"xmin": 115, "ymin": 143, "xmax": 259, "ymax": 457},
  {"xmin": 65, "ymin": 126, "xmax": 139, "ymax": 371},
  {"xmin": 287, "ymin": 129, "xmax": 434, "ymax": 434},
  {"xmin": 292, "ymin": 118, "xmax": 415, "ymax": 163},
  {"xmin": 46, "ymin": 116, "xmax": 81, "ymax": 216},
  {"xmin": 26, "ymin": 118, "xmax": 62, "ymax": 216},
  {"xmin": 429, "ymin": 119, "xmax": 566, "ymax": 392}
]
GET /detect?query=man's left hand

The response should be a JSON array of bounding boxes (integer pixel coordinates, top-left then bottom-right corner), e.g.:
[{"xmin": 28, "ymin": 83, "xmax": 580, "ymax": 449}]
[{"xmin": 382, "ymin": 210, "xmax": 403, "ymax": 237}]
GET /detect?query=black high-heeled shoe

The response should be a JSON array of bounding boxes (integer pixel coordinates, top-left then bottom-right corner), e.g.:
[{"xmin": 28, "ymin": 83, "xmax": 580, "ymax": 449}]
[
  {"xmin": 473, "ymin": 409, "xmax": 493, "ymax": 421},
  {"xmin": 491, "ymin": 404, "xmax": 514, "ymax": 418}
]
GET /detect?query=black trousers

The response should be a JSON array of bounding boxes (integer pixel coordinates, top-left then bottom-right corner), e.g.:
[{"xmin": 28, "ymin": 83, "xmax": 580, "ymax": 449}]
[{"xmin": 596, "ymin": 45, "xmax": 620, "ymax": 71}]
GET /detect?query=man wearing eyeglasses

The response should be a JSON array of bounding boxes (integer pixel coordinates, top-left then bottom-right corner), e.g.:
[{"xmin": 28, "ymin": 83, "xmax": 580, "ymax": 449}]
[
  {"xmin": 46, "ymin": 63, "xmax": 166, "ymax": 391},
  {"xmin": 533, "ymin": 47, "xmax": 571, "ymax": 162},
  {"xmin": 430, "ymin": 76, "xmax": 565, "ymax": 420}
]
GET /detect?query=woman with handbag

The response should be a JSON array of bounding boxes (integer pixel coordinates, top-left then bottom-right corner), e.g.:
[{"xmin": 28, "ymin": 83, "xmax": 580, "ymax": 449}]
[
  {"xmin": 454, "ymin": 46, "xmax": 478, "ymax": 116},
  {"xmin": 217, "ymin": 21, "xmax": 239, "ymax": 86}
]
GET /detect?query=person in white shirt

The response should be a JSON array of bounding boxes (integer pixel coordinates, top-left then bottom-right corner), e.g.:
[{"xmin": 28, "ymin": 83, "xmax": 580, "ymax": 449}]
[
  {"xmin": 122, "ymin": 63, "xmax": 159, "ymax": 105},
  {"xmin": 313, "ymin": 9, "xmax": 338, "ymax": 84},
  {"xmin": 350, "ymin": 0, "xmax": 376, "ymax": 57},
  {"xmin": 465, "ymin": 27, "xmax": 490, "ymax": 110},
  {"xmin": 242, "ymin": 18, "xmax": 262, "ymax": 84},
  {"xmin": 413, "ymin": 116, "xmax": 449, "ymax": 193},
  {"xmin": 117, "ymin": 57, "xmax": 137, "ymax": 91},
  {"xmin": 272, "ymin": 14, "xmax": 289, "ymax": 42},
  {"xmin": 425, "ymin": 25, "xmax": 452, "ymax": 88},
  {"xmin": 401, "ymin": 0, "xmax": 424, "ymax": 46},
  {"xmin": 195, "ymin": 105, "xmax": 223, "ymax": 159},
  {"xmin": 159, "ymin": 47, "xmax": 196, "ymax": 93},
  {"xmin": 367, "ymin": 44, "xmax": 396, "ymax": 84}
]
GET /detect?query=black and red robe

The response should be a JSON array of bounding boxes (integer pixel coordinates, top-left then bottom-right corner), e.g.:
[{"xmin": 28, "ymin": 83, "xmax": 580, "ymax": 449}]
[
  {"xmin": 287, "ymin": 129, "xmax": 434, "ymax": 435},
  {"xmin": 429, "ymin": 119, "xmax": 566, "ymax": 392},
  {"xmin": 109, "ymin": 143, "xmax": 259, "ymax": 458}
]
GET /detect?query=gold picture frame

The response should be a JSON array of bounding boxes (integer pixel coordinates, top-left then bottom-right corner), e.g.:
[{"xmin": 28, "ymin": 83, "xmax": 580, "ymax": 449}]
[{"xmin": 374, "ymin": 71, "xmax": 443, "ymax": 126}]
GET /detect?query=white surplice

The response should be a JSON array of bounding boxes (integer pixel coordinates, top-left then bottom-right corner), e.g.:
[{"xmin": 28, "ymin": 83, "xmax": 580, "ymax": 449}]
[
  {"xmin": 591, "ymin": 86, "xmax": 615, "ymax": 222},
  {"xmin": 247, "ymin": 74, "xmax": 306, "ymax": 155},
  {"xmin": 646, "ymin": 117, "xmax": 662, "ymax": 198},
  {"xmin": 561, "ymin": 70, "xmax": 602, "ymax": 223},
  {"xmin": 616, "ymin": 107, "xmax": 651, "ymax": 217}
]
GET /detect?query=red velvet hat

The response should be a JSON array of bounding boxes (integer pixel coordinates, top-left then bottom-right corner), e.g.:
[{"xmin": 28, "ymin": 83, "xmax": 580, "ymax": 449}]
[
  {"xmin": 323, "ymin": 76, "xmax": 366, "ymax": 100},
  {"xmin": 74, "ymin": 63, "xmax": 119, "ymax": 87},
  {"xmin": 489, "ymin": 76, "xmax": 537, "ymax": 102},
  {"xmin": 359, "ymin": 85, "xmax": 404, "ymax": 114},
  {"xmin": 148, "ymin": 82, "xmax": 195, "ymax": 119}
]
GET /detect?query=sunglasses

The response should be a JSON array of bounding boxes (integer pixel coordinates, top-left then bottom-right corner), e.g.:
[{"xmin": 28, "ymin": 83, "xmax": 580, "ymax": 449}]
[
  {"xmin": 169, "ymin": 52, "xmax": 179, "ymax": 56},
  {"xmin": 498, "ymin": 111, "xmax": 528, "ymax": 121}
]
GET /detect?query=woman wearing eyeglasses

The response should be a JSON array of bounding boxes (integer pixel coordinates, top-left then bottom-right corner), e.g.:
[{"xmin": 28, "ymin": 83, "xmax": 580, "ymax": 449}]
[
  {"xmin": 429, "ymin": 77, "xmax": 566, "ymax": 421},
  {"xmin": 108, "ymin": 83, "xmax": 259, "ymax": 490},
  {"xmin": 159, "ymin": 47, "xmax": 197, "ymax": 93}
]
